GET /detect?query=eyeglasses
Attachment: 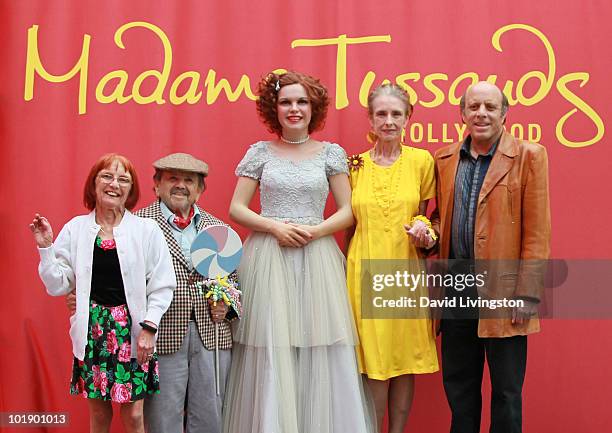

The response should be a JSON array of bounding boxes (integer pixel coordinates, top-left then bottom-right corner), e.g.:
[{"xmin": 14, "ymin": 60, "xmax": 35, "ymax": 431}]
[{"xmin": 98, "ymin": 172, "xmax": 132, "ymax": 186}]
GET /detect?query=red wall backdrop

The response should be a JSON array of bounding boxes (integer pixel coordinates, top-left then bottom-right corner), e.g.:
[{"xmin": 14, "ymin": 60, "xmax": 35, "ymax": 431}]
[{"xmin": 1, "ymin": 1, "xmax": 611, "ymax": 432}]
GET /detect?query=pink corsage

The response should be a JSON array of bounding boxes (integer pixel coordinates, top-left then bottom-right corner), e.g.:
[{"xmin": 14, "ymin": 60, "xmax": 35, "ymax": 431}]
[{"xmin": 95, "ymin": 236, "xmax": 116, "ymax": 250}]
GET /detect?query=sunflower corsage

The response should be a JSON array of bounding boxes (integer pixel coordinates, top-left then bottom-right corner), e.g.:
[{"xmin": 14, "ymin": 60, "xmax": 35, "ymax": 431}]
[
  {"xmin": 348, "ymin": 154, "xmax": 364, "ymax": 171},
  {"xmin": 409, "ymin": 215, "xmax": 438, "ymax": 241}
]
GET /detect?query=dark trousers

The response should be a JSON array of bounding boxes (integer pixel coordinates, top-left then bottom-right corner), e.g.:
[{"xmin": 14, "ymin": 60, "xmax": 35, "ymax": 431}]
[{"xmin": 441, "ymin": 319, "xmax": 527, "ymax": 433}]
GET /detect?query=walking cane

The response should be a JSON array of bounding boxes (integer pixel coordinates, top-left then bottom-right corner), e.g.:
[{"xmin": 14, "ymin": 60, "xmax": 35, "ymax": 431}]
[{"xmin": 214, "ymin": 321, "xmax": 220, "ymax": 396}]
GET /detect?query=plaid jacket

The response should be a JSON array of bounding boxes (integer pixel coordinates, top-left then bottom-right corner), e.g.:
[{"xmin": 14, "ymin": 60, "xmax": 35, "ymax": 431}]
[{"xmin": 137, "ymin": 200, "xmax": 234, "ymax": 354}]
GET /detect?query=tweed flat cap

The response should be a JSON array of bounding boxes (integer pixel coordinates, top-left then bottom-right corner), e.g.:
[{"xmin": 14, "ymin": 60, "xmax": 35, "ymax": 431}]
[{"xmin": 153, "ymin": 153, "xmax": 209, "ymax": 176}]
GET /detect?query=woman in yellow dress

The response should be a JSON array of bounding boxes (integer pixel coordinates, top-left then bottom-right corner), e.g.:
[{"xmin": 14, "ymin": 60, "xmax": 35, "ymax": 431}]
[{"xmin": 346, "ymin": 83, "xmax": 438, "ymax": 433}]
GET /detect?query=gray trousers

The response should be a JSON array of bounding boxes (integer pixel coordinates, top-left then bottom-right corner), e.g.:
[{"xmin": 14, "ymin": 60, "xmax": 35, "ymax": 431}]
[{"xmin": 145, "ymin": 322, "xmax": 231, "ymax": 433}]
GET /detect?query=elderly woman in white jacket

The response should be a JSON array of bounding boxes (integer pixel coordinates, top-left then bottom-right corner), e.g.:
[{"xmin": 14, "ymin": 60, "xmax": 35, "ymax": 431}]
[{"xmin": 29, "ymin": 154, "xmax": 175, "ymax": 433}]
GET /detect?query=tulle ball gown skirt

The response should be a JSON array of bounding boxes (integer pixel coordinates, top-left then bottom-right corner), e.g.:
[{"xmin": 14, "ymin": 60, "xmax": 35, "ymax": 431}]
[{"xmin": 223, "ymin": 232, "xmax": 375, "ymax": 433}]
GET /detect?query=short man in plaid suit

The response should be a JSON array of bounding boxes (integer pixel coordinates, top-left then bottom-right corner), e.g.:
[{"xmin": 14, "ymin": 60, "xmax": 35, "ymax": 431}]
[{"xmin": 141, "ymin": 153, "xmax": 237, "ymax": 433}]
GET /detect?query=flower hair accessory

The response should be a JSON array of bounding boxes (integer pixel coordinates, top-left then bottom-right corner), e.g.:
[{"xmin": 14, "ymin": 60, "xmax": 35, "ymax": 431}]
[
  {"xmin": 409, "ymin": 215, "xmax": 438, "ymax": 241},
  {"xmin": 348, "ymin": 154, "xmax": 364, "ymax": 171},
  {"xmin": 265, "ymin": 72, "xmax": 281, "ymax": 93}
]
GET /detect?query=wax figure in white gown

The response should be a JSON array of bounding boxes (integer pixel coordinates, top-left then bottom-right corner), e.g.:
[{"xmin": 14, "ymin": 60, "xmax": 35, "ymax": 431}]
[{"xmin": 223, "ymin": 140, "xmax": 375, "ymax": 433}]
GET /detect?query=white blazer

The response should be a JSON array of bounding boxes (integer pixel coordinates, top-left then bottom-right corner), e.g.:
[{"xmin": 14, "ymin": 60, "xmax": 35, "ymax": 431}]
[{"xmin": 37, "ymin": 210, "xmax": 176, "ymax": 360}]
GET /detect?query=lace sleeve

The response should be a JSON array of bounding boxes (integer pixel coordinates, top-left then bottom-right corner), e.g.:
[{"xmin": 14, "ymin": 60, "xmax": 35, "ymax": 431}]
[
  {"xmin": 325, "ymin": 143, "xmax": 349, "ymax": 177},
  {"xmin": 235, "ymin": 142, "xmax": 268, "ymax": 180}
]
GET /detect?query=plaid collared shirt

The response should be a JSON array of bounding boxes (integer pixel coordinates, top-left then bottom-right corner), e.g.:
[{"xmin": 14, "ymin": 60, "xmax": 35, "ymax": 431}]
[
  {"xmin": 451, "ymin": 136, "xmax": 499, "ymax": 259},
  {"xmin": 137, "ymin": 200, "xmax": 236, "ymax": 354}
]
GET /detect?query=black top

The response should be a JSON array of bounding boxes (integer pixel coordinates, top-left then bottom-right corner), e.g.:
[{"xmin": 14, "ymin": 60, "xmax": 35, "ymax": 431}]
[{"xmin": 90, "ymin": 243, "xmax": 126, "ymax": 306}]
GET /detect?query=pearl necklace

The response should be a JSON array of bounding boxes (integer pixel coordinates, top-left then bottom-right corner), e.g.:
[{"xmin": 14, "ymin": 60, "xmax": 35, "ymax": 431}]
[{"xmin": 280, "ymin": 134, "xmax": 310, "ymax": 144}]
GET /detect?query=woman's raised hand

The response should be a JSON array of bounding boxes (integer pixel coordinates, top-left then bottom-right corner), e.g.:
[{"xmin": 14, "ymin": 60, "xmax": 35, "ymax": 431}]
[{"xmin": 29, "ymin": 214, "xmax": 53, "ymax": 248}]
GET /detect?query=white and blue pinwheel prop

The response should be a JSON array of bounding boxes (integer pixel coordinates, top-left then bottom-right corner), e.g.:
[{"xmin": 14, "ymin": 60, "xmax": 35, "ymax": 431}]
[{"xmin": 190, "ymin": 225, "xmax": 243, "ymax": 278}]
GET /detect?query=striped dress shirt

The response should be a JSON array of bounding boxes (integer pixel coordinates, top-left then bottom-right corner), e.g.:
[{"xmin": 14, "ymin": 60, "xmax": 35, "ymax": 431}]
[{"xmin": 450, "ymin": 136, "xmax": 499, "ymax": 260}]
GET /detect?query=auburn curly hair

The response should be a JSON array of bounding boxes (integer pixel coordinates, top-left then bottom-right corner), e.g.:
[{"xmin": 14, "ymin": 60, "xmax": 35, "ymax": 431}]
[{"xmin": 256, "ymin": 71, "xmax": 329, "ymax": 136}]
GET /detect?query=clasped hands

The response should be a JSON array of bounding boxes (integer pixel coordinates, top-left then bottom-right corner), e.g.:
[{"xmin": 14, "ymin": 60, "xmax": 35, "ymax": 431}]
[
  {"xmin": 271, "ymin": 221, "xmax": 320, "ymax": 248},
  {"xmin": 404, "ymin": 219, "xmax": 436, "ymax": 249}
]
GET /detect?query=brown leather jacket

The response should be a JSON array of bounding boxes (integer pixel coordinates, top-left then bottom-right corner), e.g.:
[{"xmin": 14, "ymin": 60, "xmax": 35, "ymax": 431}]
[{"xmin": 431, "ymin": 131, "xmax": 551, "ymax": 337}]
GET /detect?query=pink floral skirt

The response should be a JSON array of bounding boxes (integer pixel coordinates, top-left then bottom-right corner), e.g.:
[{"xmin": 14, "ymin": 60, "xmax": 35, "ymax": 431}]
[{"xmin": 70, "ymin": 301, "xmax": 160, "ymax": 402}]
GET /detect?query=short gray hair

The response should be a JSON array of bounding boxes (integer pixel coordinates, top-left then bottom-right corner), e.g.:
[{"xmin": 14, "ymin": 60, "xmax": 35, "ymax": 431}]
[{"xmin": 367, "ymin": 83, "xmax": 413, "ymax": 117}]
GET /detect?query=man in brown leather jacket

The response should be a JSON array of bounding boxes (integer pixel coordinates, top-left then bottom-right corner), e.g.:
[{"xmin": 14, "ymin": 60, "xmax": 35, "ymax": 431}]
[{"xmin": 431, "ymin": 81, "xmax": 551, "ymax": 433}]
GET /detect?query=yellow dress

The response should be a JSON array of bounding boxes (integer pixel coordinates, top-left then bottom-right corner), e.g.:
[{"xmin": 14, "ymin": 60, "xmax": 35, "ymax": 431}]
[{"xmin": 347, "ymin": 145, "xmax": 439, "ymax": 380}]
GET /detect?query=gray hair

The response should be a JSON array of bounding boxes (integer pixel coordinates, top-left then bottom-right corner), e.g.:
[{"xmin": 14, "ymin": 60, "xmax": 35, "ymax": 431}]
[{"xmin": 367, "ymin": 83, "xmax": 413, "ymax": 117}]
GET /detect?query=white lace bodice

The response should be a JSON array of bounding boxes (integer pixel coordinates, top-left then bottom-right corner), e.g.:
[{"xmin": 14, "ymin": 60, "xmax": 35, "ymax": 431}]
[{"xmin": 235, "ymin": 141, "xmax": 348, "ymax": 224}]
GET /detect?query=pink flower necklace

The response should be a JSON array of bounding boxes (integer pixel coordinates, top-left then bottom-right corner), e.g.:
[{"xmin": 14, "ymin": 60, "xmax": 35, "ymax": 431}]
[{"xmin": 96, "ymin": 227, "xmax": 116, "ymax": 250}]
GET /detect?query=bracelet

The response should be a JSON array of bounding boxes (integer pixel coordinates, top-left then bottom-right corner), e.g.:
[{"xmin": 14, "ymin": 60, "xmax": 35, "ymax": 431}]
[
  {"xmin": 409, "ymin": 215, "xmax": 438, "ymax": 241},
  {"xmin": 139, "ymin": 321, "xmax": 157, "ymax": 334}
]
